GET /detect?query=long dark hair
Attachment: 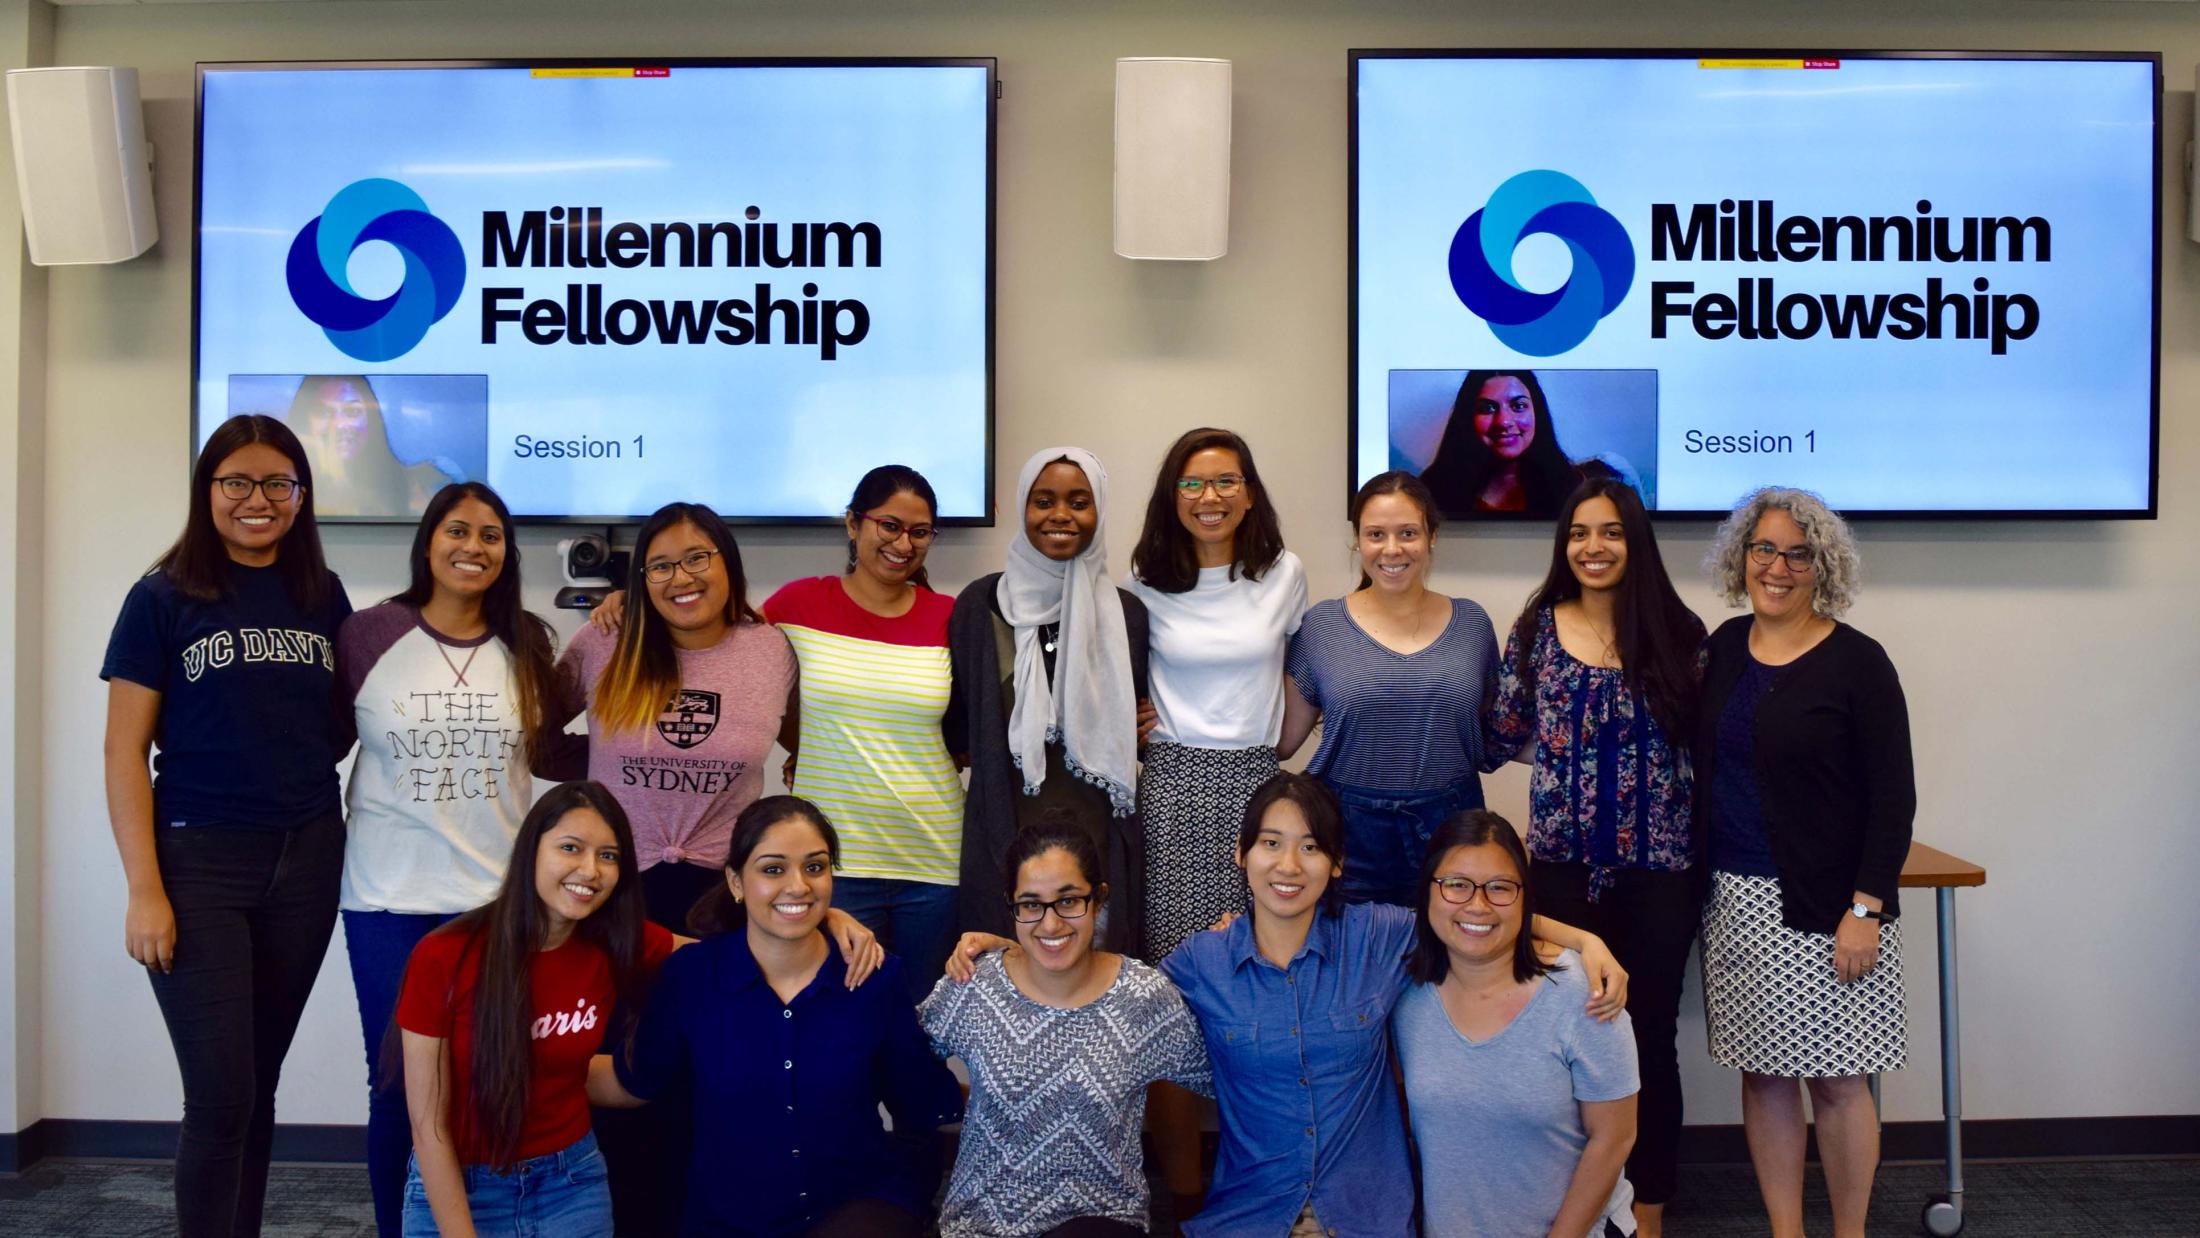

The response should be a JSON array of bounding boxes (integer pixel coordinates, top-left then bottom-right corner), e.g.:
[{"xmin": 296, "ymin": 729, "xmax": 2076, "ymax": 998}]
[
  {"xmin": 390, "ymin": 483, "xmax": 563, "ymax": 761},
  {"xmin": 1408, "ymin": 809, "xmax": 1556, "ymax": 986},
  {"xmin": 154, "ymin": 414, "xmax": 334, "ymax": 610},
  {"xmin": 844, "ymin": 464, "xmax": 938, "ymax": 590},
  {"xmin": 433, "ymin": 781, "xmax": 648, "ymax": 1170},
  {"xmin": 1420, "ymin": 370, "xmax": 1580, "ymax": 518},
  {"xmin": 1349, "ymin": 470, "xmax": 1442, "ymax": 591},
  {"xmin": 596, "ymin": 502, "xmax": 763, "ymax": 734},
  {"xmin": 1236, "ymin": 772, "xmax": 1348, "ymax": 918},
  {"xmin": 686, "ymin": 795, "xmax": 843, "ymax": 936},
  {"xmin": 1130, "ymin": 427, "xmax": 1286, "ymax": 593},
  {"xmin": 1510, "ymin": 476, "xmax": 1705, "ymax": 738}
]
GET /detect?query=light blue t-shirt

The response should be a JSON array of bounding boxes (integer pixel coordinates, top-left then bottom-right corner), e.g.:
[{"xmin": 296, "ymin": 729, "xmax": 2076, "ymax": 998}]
[{"xmin": 1394, "ymin": 951, "xmax": 1640, "ymax": 1237}]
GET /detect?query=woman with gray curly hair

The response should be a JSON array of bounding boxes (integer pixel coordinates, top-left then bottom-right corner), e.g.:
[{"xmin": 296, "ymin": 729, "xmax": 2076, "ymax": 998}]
[{"xmin": 1693, "ymin": 487, "xmax": 1915, "ymax": 1238}]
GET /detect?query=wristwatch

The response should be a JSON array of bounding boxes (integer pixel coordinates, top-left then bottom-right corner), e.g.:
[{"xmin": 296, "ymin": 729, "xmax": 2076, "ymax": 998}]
[{"xmin": 1848, "ymin": 901, "xmax": 1885, "ymax": 922}]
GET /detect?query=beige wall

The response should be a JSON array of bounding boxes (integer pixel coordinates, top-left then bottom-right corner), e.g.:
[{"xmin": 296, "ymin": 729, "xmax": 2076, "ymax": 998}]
[{"xmin": 11, "ymin": 0, "xmax": 2198, "ymax": 1132}]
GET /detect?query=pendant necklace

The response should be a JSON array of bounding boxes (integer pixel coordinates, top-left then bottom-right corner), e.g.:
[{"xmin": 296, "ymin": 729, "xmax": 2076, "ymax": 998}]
[
  {"xmin": 1042, "ymin": 623, "xmax": 1060, "ymax": 654},
  {"xmin": 436, "ymin": 639, "xmax": 482, "ymax": 687}
]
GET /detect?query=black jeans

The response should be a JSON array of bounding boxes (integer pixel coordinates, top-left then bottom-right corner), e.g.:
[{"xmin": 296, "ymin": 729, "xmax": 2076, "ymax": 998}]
[
  {"xmin": 147, "ymin": 810, "xmax": 343, "ymax": 1238},
  {"xmin": 1531, "ymin": 861, "xmax": 1697, "ymax": 1207}
]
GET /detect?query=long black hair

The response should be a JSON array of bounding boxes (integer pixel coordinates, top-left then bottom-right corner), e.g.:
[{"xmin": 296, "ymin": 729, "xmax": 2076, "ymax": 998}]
[
  {"xmin": 390, "ymin": 482, "xmax": 563, "ymax": 761},
  {"xmin": 1408, "ymin": 809, "xmax": 1556, "ymax": 986},
  {"xmin": 1420, "ymin": 370, "xmax": 1580, "ymax": 518},
  {"xmin": 1130, "ymin": 427, "xmax": 1287, "ymax": 593},
  {"xmin": 686, "ymin": 795, "xmax": 843, "ymax": 936},
  {"xmin": 1509, "ymin": 475, "xmax": 1705, "ymax": 738},
  {"xmin": 844, "ymin": 464, "xmax": 939, "ymax": 590},
  {"xmin": 596, "ymin": 501, "xmax": 763, "ymax": 733},
  {"xmin": 432, "ymin": 781, "xmax": 648, "ymax": 1170},
  {"xmin": 154, "ymin": 414, "xmax": 334, "ymax": 611}
]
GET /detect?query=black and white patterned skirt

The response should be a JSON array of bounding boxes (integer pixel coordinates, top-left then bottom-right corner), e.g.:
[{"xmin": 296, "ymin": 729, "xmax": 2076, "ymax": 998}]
[
  {"xmin": 1139, "ymin": 742, "xmax": 1275, "ymax": 960},
  {"xmin": 1700, "ymin": 871, "xmax": 1907, "ymax": 1078}
]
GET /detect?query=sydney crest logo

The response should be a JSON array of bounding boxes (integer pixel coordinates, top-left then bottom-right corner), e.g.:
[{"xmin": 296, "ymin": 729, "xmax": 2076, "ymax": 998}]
[
  {"xmin": 286, "ymin": 179, "xmax": 466, "ymax": 363},
  {"xmin": 1448, "ymin": 171, "xmax": 1634, "ymax": 357}
]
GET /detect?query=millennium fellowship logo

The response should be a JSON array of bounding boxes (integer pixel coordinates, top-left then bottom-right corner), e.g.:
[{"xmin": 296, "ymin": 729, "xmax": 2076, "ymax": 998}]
[
  {"xmin": 286, "ymin": 178, "xmax": 466, "ymax": 363},
  {"xmin": 1448, "ymin": 171, "xmax": 1634, "ymax": 357}
]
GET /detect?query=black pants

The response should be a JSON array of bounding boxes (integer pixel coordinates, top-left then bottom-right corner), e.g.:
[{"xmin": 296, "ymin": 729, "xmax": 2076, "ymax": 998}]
[
  {"xmin": 1531, "ymin": 861, "xmax": 1697, "ymax": 1207},
  {"xmin": 147, "ymin": 810, "xmax": 344, "ymax": 1238}
]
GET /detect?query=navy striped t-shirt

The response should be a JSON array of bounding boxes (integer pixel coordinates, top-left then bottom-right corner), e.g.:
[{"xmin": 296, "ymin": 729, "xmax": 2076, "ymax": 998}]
[{"xmin": 1286, "ymin": 596, "xmax": 1499, "ymax": 791}]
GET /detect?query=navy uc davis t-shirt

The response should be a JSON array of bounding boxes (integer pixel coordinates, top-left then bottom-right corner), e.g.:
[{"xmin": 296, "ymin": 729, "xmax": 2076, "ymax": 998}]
[{"xmin": 101, "ymin": 562, "xmax": 353, "ymax": 829}]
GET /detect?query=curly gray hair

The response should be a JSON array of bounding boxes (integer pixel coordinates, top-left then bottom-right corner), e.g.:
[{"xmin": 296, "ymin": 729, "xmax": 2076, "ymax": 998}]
[{"xmin": 1705, "ymin": 487, "xmax": 1861, "ymax": 618}]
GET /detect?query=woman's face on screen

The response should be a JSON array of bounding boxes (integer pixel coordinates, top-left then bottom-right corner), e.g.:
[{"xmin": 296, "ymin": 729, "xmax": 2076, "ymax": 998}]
[
  {"xmin": 1471, "ymin": 376, "xmax": 1536, "ymax": 462},
  {"xmin": 310, "ymin": 380, "xmax": 373, "ymax": 461}
]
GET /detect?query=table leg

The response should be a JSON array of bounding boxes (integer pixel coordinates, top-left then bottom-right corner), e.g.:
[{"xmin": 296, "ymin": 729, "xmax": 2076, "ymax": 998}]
[{"xmin": 1921, "ymin": 887, "xmax": 1965, "ymax": 1235}]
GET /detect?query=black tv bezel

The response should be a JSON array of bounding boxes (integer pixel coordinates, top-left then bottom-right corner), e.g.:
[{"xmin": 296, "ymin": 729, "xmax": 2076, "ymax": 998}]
[
  {"xmin": 1346, "ymin": 48, "xmax": 2164, "ymax": 522},
  {"xmin": 193, "ymin": 56, "xmax": 1000, "ymax": 528}
]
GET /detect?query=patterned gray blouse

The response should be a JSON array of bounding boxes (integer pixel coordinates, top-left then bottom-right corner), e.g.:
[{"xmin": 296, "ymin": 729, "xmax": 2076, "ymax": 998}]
[{"xmin": 920, "ymin": 951, "xmax": 1213, "ymax": 1237}]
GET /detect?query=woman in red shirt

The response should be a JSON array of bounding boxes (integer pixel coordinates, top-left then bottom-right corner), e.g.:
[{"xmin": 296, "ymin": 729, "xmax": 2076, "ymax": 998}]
[{"xmin": 396, "ymin": 781, "xmax": 671, "ymax": 1238}]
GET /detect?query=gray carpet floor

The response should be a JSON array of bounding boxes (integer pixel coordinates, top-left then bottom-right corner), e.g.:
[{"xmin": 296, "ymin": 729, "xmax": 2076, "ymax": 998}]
[{"xmin": 2, "ymin": 1156, "xmax": 2195, "ymax": 1235}]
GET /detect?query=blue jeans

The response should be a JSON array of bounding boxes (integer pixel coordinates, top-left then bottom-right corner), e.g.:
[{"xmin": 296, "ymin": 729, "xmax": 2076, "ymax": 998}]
[
  {"xmin": 402, "ymin": 1131, "xmax": 612, "ymax": 1238},
  {"xmin": 832, "ymin": 876, "xmax": 958, "ymax": 1003},
  {"xmin": 344, "ymin": 908, "xmax": 457, "ymax": 1237},
  {"xmin": 1325, "ymin": 776, "xmax": 1484, "ymax": 907}
]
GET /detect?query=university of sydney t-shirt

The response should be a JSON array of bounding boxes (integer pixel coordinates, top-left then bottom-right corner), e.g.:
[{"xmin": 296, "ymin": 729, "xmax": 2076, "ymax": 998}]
[
  {"xmin": 338, "ymin": 602, "xmax": 531, "ymax": 914},
  {"xmin": 100, "ymin": 562, "xmax": 353, "ymax": 829},
  {"xmin": 396, "ymin": 918, "xmax": 675, "ymax": 1165}
]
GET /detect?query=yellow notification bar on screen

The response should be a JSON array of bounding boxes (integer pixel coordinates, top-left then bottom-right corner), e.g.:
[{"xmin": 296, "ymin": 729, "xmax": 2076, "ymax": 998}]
[
  {"xmin": 1698, "ymin": 58, "xmax": 1840, "ymax": 70},
  {"xmin": 530, "ymin": 67, "xmax": 670, "ymax": 78}
]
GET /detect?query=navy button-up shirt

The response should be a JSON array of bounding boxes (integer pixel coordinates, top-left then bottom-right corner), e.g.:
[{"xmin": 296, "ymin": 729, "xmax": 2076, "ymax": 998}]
[
  {"xmin": 617, "ymin": 934, "xmax": 963, "ymax": 1236},
  {"xmin": 1159, "ymin": 903, "xmax": 1420, "ymax": 1237}
]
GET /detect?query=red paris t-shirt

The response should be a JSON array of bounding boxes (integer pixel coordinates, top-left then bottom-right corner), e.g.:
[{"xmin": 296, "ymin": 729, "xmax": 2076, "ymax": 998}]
[{"xmin": 397, "ymin": 919, "xmax": 675, "ymax": 1164}]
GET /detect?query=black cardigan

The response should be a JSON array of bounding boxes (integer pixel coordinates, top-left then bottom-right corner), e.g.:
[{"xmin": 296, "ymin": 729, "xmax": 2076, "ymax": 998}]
[
  {"xmin": 945, "ymin": 573, "xmax": 1151, "ymax": 951},
  {"xmin": 1692, "ymin": 616, "xmax": 1915, "ymax": 932}
]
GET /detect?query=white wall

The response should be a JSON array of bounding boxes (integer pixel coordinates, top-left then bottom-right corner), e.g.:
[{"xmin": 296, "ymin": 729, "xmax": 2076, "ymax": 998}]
[{"xmin": 14, "ymin": 0, "xmax": 2199, "ymax": 1133}]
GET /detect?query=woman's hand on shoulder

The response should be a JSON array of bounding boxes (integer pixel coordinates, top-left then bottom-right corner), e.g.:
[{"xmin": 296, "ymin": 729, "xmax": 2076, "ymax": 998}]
[
  {"xmin": 944, "ymin": 931, "xmax": 1017, "ymax": 983},
  {"xmin": 1576, "ymin": 935, "xmax": 1629, "ymax": 1022},
  {"xmin": 824, "ymin": 908, "xmax": 884, "ymax": 988},
  {"xmin": 587, "ymin": 591, "xmax": 625, "ymax": 634}
]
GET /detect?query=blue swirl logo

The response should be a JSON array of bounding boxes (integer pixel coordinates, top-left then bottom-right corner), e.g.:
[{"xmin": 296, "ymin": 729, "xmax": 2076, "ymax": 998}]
[
  {"xmin": 286, "ymin": 179, "xmax": 466, "ymax": 363},
  {"xmin": 1448, "ymin": 171, "xmax": 1634, "ymax": 357}
]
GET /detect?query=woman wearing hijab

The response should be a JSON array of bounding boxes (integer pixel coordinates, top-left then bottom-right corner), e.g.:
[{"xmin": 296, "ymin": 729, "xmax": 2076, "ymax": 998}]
[{"xmin": 949, "ymin": 447, "xmax": 1151, "ymax": 951}]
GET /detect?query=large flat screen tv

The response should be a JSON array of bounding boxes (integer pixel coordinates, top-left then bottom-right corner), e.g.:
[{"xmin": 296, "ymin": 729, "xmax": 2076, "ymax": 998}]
[
  {"xmin": 1351, "ymin": 51, "xmax": 2160, "ymax": 519},
  {"xmin": 196, "ymin": 59, "xmax": 995, "ymax": 523}
]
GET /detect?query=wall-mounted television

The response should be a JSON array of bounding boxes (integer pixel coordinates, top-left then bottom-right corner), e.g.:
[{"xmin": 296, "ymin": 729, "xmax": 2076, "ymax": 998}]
[
  {"xmin": 196, "ymin": 59, "xmax": 996, "ymax": 523},
  {"xmin": 1351, "ymin": 51, "xmax": 2161, "ymax": 519}
]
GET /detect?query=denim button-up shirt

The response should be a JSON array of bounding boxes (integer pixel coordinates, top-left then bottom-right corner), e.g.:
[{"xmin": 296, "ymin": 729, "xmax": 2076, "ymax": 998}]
[{"xmin": 1159, "ymin": 903, "xmax": 1419, "ymax": 1237}]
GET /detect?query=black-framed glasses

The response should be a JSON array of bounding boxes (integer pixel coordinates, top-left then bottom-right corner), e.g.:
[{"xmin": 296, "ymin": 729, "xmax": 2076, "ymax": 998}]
[
  {"xmin": 214, "ymin": 475, "xmax": 301, "ymax": 502},
  {"xmin": 1745, "ymin": 541, "xmax": 1815, "ymax": 573},
  {"xmin": 1009, "ymin": 893, "xmax": 1093, "ymax": 923},
  {"xmin": 861, "ymin": 513, "xmax": 938, "ymax": 544},
  {"xmin": 643, "ymin": 548, "xmax": 722, "ymax": 584},
  {"xmin": 1431, "ymin": 876, "xmax": 1523, "ymax": 907},
  {"xmin": 1174, "ymin": 474, "xmax": 1245, "ymax": 500}
]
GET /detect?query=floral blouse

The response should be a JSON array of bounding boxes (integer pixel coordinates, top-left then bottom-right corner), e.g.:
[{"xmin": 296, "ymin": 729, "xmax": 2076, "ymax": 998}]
[{"xmin": 1485, "ymin": 605, "xmax": 1694, "ymax": 900}]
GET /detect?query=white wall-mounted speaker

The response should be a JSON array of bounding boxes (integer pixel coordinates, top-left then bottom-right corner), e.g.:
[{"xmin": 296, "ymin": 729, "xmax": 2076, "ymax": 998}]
[
  {"xmin": 6, "ymin": 66, "xmax": 157, "ymax": 266},
  {"xmin": 1114, "ymin": 57, "xmax": 1231, "ymax": 261}
]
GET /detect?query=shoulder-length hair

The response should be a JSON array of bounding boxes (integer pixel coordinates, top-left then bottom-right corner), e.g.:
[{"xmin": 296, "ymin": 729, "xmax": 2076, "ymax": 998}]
[
  {"xmin": 1420, "ymin": 370, "xmax": 1580, "ymax": 517},
  {"xmin": 1349, "ymin": 470, "xmax": 1442, "ymax": 591},
  {"xmin": 686, "ymin": 795, "xmax": 843, "ymax": 936},
  {"xmin": 594, "ymin": 502, "xmax": 763, "ymax": 734},
  {"xmin": 389, "ymin": 483, "xmax": 563, "ymax": 761},
  {"xmin": 1408, "ymin": 809, "xmax": 1558, "ymax": 987},
  {"xmin": 1705, "ymin": 486, "xmax": 1861, "ymax": 618},
  {"xmin": 435, "ymin": 780, "xmax": 648, "ymax": 1171},
  {"xmin": 1235, "ymin": 772, "xmax": 1348, "ymax": 918},
  {"xmin": 844, "ymin": 464, "xmax": 939, "ymax": 591},
  {"xmin": 1129, "ymin": 427, "xmax": 1286, "ymax": 593},
  {"xmin": 153, "ymin": 414, "xmax": 334, "ymax": 611},
  {"xmin": 1510, "ymin": 476, "xmax": 1705, "ymax": 738}
]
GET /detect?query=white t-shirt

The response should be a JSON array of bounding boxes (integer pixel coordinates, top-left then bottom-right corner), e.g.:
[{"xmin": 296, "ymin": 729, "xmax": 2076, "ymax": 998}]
[
  {"xmin": 1126, "ymin": 551, "xmax": 1308, "ymax": 750},
  {"xmin": 337, "ymin": 602, "xmax": 531, "ymax": 914}
]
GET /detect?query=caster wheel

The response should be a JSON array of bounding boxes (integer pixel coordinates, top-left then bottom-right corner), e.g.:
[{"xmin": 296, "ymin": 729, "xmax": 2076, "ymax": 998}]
[{"xmin": 1921, "ymin": 1193, "xmax": 1963, "ymax": 1236}]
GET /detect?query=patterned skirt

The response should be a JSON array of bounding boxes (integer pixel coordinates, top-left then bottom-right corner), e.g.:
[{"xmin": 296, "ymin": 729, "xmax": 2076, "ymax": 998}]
[
  {"xmin": 1700, "ymin": 871, "xmax": 1907, "ymax": 1077},
  {"xmin": 1139, "ymin": 742, "xmax": 1275, "ymax": 960}
]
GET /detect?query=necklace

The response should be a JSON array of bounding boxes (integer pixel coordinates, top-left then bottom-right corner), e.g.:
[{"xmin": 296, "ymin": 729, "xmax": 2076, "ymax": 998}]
[
  {"xmin": 436, "ymin": 639, "xmax": 482, "ymax": 687},
  {"xmin": 1041, "ymin": 622, "xmax": 1059, "ymax": 654}
]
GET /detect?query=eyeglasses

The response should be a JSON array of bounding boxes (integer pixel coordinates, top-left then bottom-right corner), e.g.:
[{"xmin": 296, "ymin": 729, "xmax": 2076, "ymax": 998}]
[
  {"xmin": 214, "ymin": 475, "xmax": 301, "ymax": 502},
  {"xmin": 861, "ymin": 514, "xmax": 938, "ymax": 544},
  {"xmin": 1745, "ymin": 541, "xmax": 1816, "ymax": 573},
  {"xmin": 1009, "ymin": 893, "xmax": 1093, "ymax": 923},
  {"xmin": 643, "ymin": 548, "xmax": 722, "ymax": 584},
  {"xmin": 1431, "ymin": 876, "xmax": 1523, "ymax": 906},
  {"xmin": 1174, "ymin": 474, "xmax": 1245, "ymax": 501}
]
